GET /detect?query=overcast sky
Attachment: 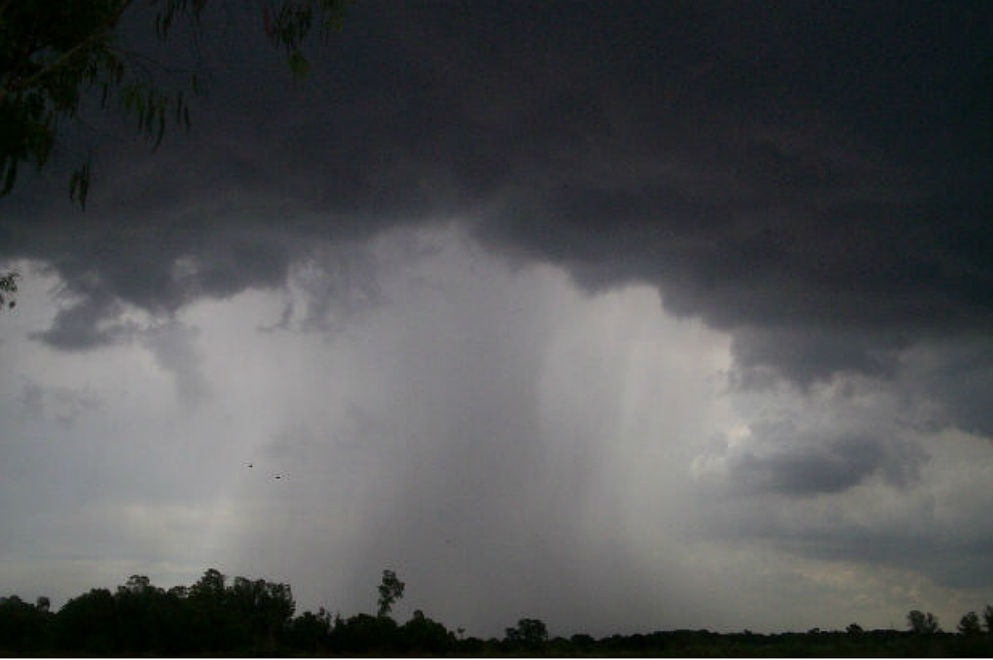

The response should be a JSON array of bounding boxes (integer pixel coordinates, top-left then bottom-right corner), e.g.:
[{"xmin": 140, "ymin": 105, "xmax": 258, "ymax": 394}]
[{"xmin": 1, "ymin": 0, "xmax": 991, "ymax": 638}]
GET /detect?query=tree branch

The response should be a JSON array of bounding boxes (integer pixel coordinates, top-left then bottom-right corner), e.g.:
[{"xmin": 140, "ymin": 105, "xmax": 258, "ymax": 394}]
[{"xmin": 0, "ymin": 1, "xmax": 134, "ymax": 104}]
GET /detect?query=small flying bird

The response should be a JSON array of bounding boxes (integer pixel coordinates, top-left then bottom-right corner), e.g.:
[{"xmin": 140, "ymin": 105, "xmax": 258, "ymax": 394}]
[
  {"xmin": 247, "ymin": 463, "xmax": 253, "ymax": 468},
  {"xmin": 274, "ymin": 474, "xmax": 282, "ymax": 480}
]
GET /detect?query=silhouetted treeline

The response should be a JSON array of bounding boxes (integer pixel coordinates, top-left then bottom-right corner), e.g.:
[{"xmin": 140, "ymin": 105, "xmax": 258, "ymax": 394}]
[{"xmin": 2, "ymin": 568, "xmax": 992, "ymax": 656}]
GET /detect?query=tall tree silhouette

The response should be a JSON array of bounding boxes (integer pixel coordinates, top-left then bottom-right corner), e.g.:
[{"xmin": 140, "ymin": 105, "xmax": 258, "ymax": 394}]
[
  {"xmin": 907, "ymin": 610, "xmax": 941, "ymax": 634},
  {"xmin": 376, "ymin": 569, "xmax": 405, "ymax": 619}
]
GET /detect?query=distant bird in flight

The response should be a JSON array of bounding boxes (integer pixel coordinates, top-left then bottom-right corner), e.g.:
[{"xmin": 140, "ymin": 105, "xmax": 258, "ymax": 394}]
[
  {"xmin": 247, "ymin": 463, "xmax": 253, "ymax": 468},
  {"xmin": 274, "ymin": 474, "xmax": 282, "ymax": 480}
]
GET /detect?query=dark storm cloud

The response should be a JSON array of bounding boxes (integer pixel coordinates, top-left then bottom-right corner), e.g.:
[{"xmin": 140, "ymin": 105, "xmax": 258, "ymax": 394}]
[
  {"xmin": 31, "ymin": 288, "xmax": 131, "ymax": 350},
  {"xmin": 900, "ymin": 339, "xmax": 993, "ymax": 437},
  {"xmin": 711, "ymin": 418, "xmax": 927, "ymax": 497},
  {"xmin": 1, "ymin": 2, "xmax": 991, "ymax": 394},
  {"xmin": 751, "ymin": 434, "xmax": 921, "ymax": 495},
  {"xmin": 729, "ymin": 326, "xmax": 906, "ymax": 389}
]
